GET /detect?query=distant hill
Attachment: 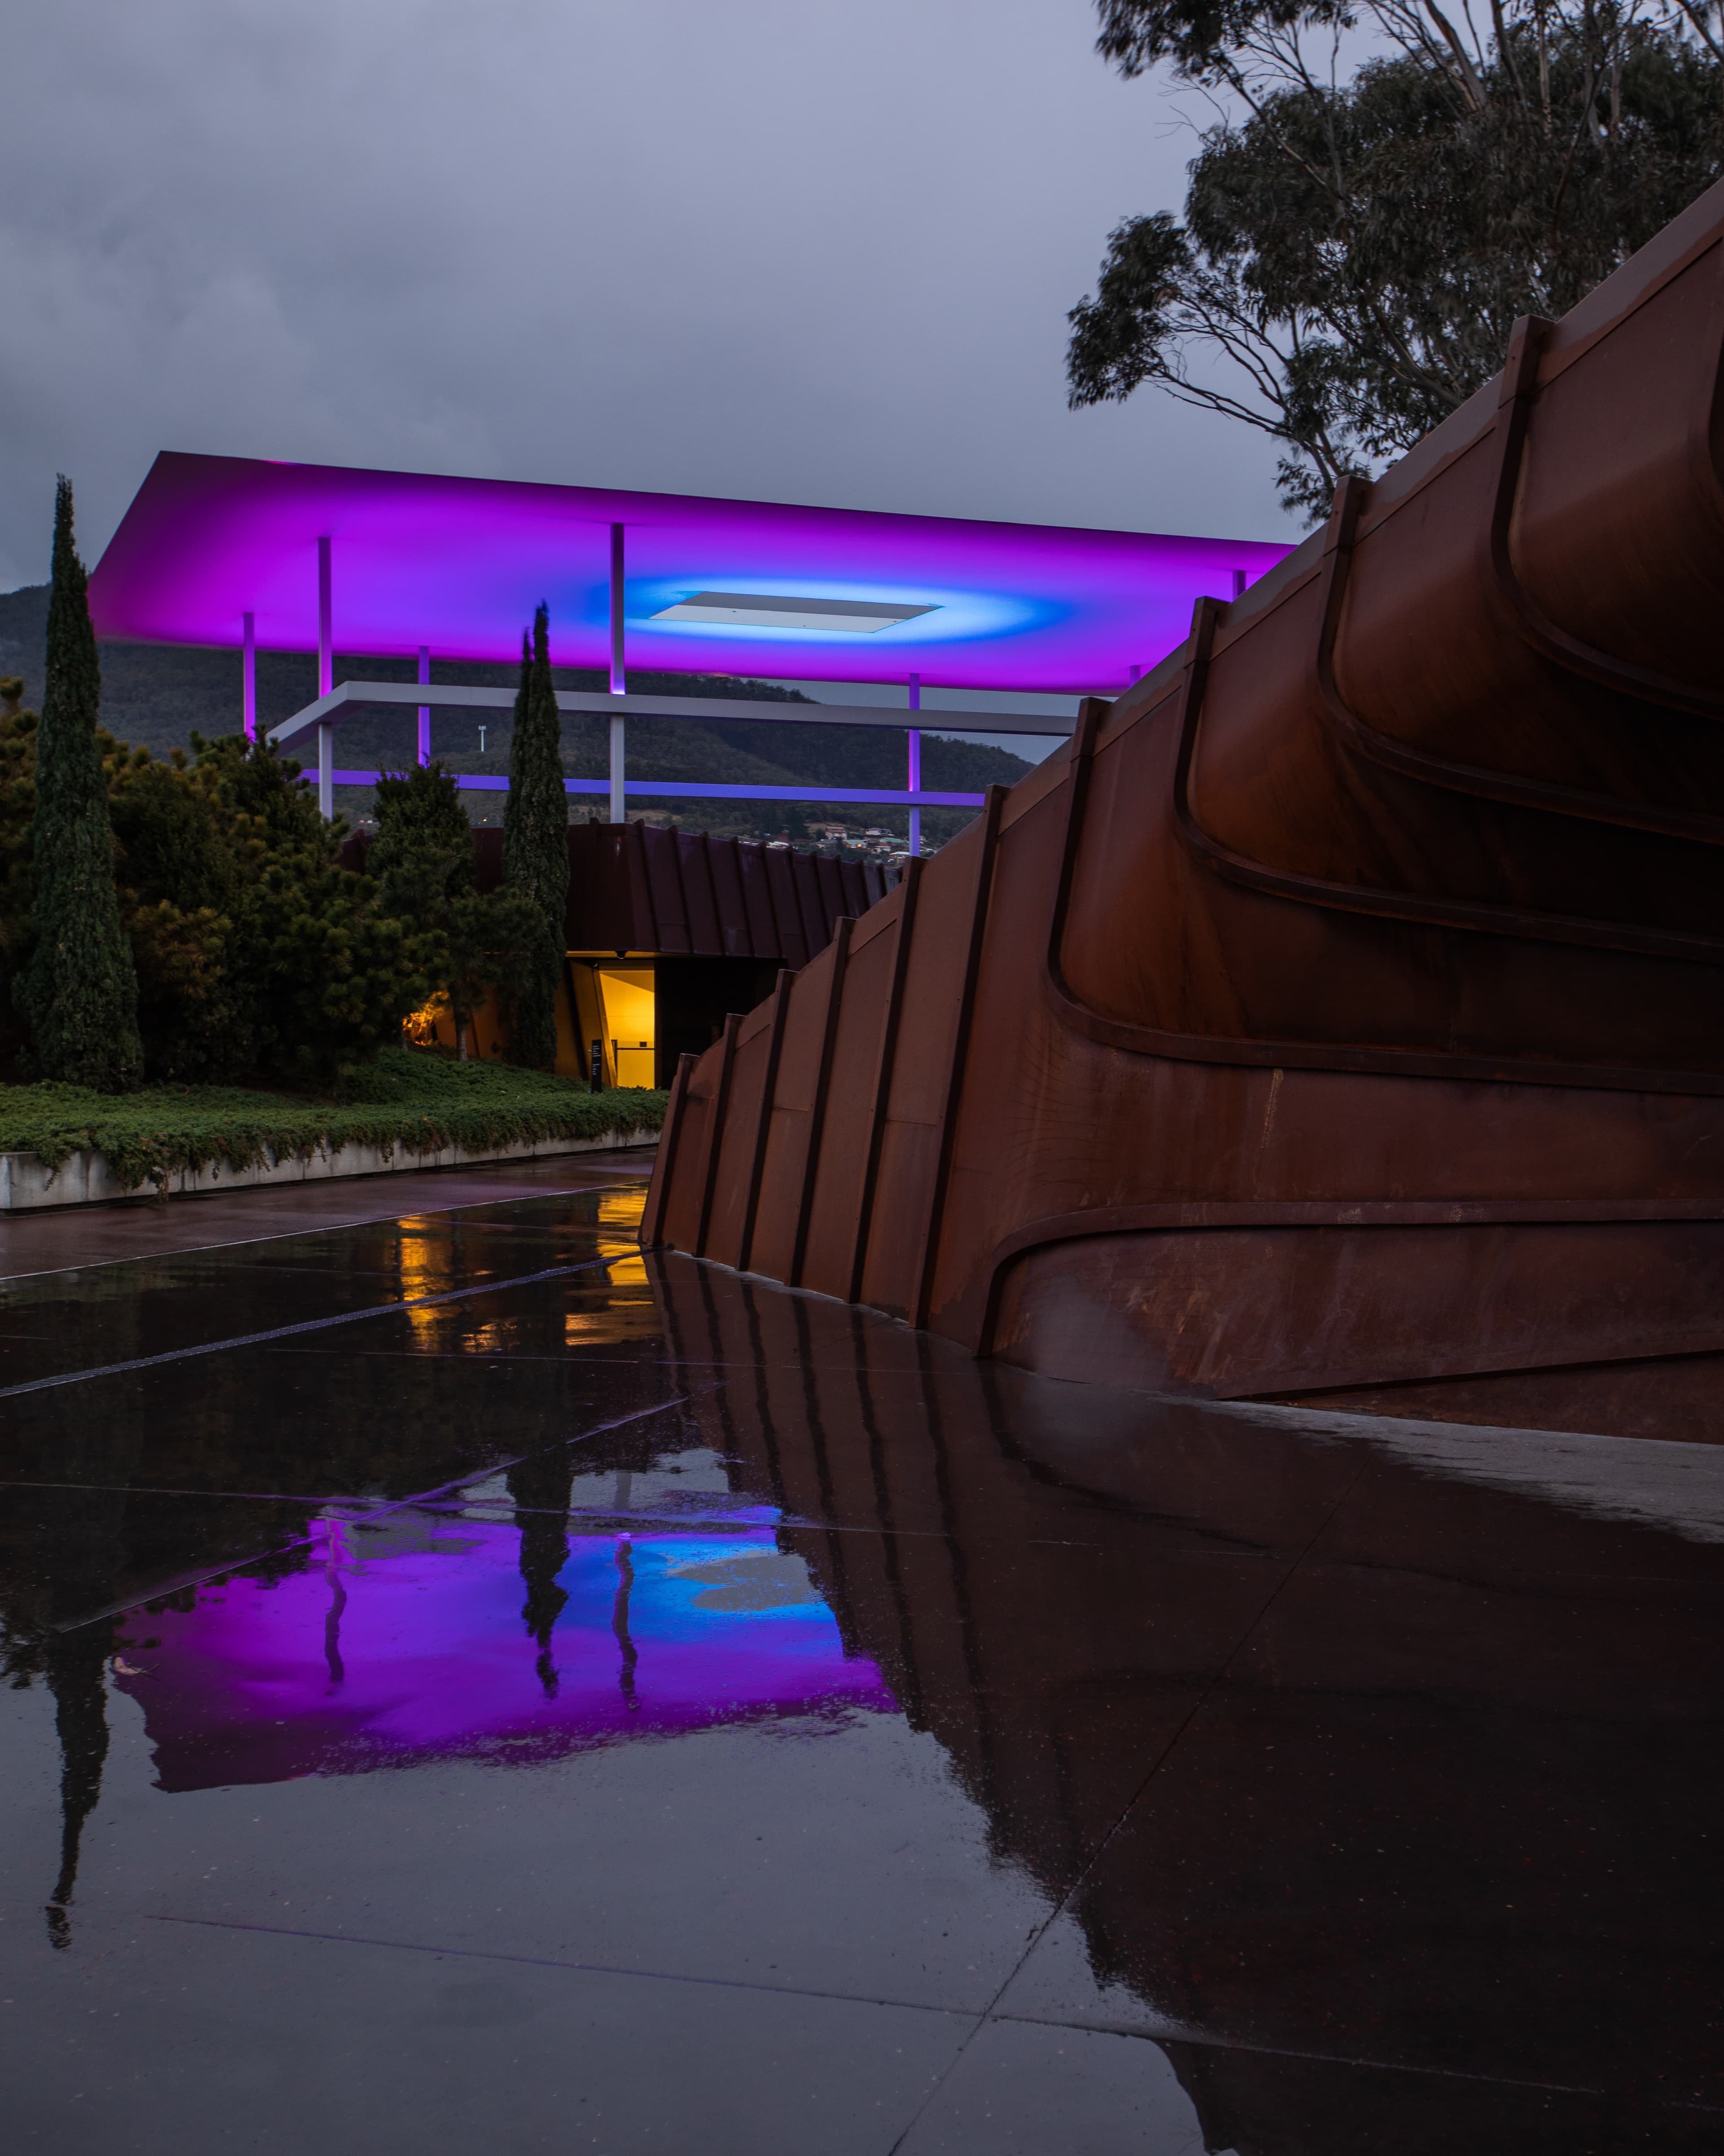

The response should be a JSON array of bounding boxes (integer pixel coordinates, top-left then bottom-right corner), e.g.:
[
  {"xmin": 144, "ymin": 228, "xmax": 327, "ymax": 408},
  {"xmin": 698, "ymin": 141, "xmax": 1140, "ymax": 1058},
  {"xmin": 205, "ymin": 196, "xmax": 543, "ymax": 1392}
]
[{"xmin": 0, "ymin": 584, "xmax": 1033, "ymax": 846}]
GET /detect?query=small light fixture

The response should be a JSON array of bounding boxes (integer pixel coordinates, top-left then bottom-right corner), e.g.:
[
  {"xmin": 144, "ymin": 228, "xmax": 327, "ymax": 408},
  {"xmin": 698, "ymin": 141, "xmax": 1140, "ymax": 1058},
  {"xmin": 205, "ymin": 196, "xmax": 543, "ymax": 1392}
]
[{"xmin": 650, "ymin": 591, "xmax": 937, "ymax": 634}]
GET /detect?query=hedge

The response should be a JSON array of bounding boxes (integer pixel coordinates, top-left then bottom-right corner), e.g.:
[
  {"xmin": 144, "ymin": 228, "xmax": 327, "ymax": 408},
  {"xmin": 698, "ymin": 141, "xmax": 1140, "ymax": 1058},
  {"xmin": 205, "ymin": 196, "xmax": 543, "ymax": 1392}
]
[{"xmin": 0, "ymin": 1046, "xmax": 667, "ymax": 1194}]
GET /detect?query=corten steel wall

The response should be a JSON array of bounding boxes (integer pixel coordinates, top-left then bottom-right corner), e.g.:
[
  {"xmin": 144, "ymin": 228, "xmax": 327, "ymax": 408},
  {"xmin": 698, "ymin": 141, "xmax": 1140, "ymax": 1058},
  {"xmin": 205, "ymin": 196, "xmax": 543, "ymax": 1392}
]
[
  {"xmin": 467, "ymin": 821, "xmax": 890, "ymax": 960},
  {"xmin": 643, "ymin": 181, "xmax": 1724, "ymax": 1409}
]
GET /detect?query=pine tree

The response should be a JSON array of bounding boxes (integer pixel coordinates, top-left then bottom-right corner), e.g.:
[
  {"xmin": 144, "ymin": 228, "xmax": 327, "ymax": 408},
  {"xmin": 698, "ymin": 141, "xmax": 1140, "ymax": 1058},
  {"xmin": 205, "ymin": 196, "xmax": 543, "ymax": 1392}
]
[
  {"xmin": 369, "ymin": 759, "xmax": 475, "ymax": 918},
  {"xmin": 16, "ymin": 479, "xmax": 142, "ymax": 1089},
  {"xmin": 369, "ymin": 759, "xmax": 537, "ymax": 1057},
  {"xmin": 500, "ymin": 604, "xmax": 568, "ymax": 1068}
]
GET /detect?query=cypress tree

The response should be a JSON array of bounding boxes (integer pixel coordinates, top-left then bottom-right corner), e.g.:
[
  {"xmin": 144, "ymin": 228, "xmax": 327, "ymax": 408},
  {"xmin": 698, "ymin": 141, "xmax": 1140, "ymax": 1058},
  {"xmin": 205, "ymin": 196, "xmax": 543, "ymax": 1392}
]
[
  {"xmin": 17, "ymin": 479, "xmax": 142, "ymax": 1089},
  {"xmin": 501, "ymin": 604, "xmax": 568, "ymax": 1068}
]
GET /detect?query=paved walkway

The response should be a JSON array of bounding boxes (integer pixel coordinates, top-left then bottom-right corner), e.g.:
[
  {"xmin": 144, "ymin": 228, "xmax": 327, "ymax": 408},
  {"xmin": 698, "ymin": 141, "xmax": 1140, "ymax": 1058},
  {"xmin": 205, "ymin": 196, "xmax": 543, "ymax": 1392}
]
[
  {"xmin": 0, "ymin": 1149, "xmax": 657, "ymax": 1280},
  {"xmin": 1, "ymin": 1173, "xmax": 1719, "ymax": 2152}
]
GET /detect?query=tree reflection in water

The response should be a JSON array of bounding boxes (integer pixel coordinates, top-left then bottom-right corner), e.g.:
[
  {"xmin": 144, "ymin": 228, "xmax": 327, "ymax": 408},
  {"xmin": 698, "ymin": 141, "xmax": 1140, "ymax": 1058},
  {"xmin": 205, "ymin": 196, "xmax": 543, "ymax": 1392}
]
[{"xmin": 506, "ymin": 1449, "xmax": 574, "ymax": 1697}]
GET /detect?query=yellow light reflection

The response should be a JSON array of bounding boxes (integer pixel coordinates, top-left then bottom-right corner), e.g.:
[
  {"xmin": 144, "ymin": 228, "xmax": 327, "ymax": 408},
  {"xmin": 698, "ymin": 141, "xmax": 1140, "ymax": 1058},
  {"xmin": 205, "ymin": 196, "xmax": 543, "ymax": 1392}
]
[{"xmin": 396, "ymin": 1215, "xmax": 457, "ymax": 1342}]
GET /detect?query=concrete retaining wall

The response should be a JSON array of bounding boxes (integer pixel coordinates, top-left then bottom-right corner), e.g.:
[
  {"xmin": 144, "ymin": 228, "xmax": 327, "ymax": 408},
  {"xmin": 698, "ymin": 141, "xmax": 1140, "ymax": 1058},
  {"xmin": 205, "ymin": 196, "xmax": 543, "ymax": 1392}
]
[{"xmin": 0, "ymin": 1127, "xmax": 659, "ymax": 1212}]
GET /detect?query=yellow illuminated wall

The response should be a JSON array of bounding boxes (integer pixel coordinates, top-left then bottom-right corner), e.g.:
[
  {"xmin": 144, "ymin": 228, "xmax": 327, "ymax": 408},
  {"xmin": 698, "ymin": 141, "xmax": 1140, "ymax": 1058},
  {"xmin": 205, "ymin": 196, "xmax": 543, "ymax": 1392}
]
[
  {"xmin": 407, "ymin": 957, "xmax": 657, "ymax": 1089},
  {"xmin": 598, "ymin": 966, "xmax": 655, "ymax": 1089}
]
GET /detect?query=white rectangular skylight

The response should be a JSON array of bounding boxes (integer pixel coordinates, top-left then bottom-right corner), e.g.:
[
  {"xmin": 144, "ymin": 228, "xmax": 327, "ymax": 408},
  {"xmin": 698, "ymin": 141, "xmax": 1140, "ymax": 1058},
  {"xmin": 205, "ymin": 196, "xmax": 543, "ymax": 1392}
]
[{"xmin": 650, "ymin": 591, "xmax": 937, "ymax": 633}]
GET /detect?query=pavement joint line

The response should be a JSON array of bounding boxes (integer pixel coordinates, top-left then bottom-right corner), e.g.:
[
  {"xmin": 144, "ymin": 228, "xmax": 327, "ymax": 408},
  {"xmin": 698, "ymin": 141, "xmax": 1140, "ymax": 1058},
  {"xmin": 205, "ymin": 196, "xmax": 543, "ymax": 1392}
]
[
  {"xmin": 49, "ymin": 1390, "xmax": 707, "ymax": 1632},
  {"xmin": 0, "ymin": 1171, "xmax": 653, "ymax": 1285},
  {"xmin": 96, "ymin": 1912, "xmax": 1646, "ymax": 2106},
  {"xmin": 140, "ymin": 1912, "xmax": 984, "ymax": 2022},
  {"xmin": 0, "ymin": 1252, "xmax": 630, "ymax": 1401},
  {"xmin": 983, "ymin": 2010, "xmax": 1612, "ymax": 2098}
]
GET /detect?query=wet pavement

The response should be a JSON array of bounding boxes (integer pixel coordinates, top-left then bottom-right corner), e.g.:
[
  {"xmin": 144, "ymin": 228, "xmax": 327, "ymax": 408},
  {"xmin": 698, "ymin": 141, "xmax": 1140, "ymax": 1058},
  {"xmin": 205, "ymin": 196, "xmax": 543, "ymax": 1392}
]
[{"xmin": 1, "ymin": 1174, "xmax": 1721, "ymax": 2152}]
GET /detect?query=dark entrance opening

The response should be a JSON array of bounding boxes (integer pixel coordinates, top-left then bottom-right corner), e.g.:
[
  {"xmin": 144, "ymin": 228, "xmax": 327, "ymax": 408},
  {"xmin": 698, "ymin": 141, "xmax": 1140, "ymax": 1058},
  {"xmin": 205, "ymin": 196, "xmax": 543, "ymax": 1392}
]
[{"xmin": 653, "ymin": 956, "xmax": 781, "ymax": 1089}]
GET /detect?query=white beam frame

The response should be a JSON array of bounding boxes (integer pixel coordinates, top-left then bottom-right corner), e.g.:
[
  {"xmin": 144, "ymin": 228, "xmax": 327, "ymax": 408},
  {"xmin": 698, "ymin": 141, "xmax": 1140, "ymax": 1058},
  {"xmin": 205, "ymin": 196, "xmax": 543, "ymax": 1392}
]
[
  {"xmin": 316, "ymin": 536, "xmax": 334, "ymax": 819},
  {"xmin": 269, "ymin": 679, "xmax": 1075, "ymax": 749},
  {"xmin": 608, "ymin": 523, "xmax": 626, "ymax": 824}
]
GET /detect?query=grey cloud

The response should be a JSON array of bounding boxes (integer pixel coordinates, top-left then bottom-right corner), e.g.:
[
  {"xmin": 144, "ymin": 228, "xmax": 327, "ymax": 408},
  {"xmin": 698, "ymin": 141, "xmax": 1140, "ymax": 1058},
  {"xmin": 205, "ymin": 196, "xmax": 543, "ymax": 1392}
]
[{"xmin": 0, "ymin": 0, "xmax": 1296, "ymax": 592}]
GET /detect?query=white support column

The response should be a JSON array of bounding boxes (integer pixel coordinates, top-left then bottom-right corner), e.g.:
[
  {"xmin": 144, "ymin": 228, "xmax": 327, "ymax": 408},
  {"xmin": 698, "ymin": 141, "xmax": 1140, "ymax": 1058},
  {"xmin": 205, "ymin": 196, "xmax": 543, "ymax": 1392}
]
[
  {"xmin": 317, "ymin": 536, "xmax": 334, "ymax": 819},
  {"xmin": 906, "ymin": 672, "xmax": 921, "ymax": 858},
  {"xmin": 417, "ymin": 645, "xmax": 431, "ymax": 767},
  {"xmin": 242, "ymin": 611, "xmax": 256, "ymax": 741},
  {"xmin": 608, "ymin": 523, "xmax": 626, "ymax": 824}
]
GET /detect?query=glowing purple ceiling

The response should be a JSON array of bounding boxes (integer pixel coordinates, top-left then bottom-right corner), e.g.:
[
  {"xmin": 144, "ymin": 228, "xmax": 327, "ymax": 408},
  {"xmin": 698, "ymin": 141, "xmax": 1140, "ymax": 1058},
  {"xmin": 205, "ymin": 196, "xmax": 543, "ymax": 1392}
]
[{"xmin": 89, "ymin": 451, "xmax": 1290, "ymax": 695}]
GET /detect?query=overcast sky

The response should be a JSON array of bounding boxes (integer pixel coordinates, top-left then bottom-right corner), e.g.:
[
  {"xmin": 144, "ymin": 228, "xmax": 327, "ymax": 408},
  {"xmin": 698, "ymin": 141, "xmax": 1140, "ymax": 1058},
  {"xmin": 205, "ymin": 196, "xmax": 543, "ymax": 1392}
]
[{"xmin": 0, "ymin": 0, "xmax": 1293, "ymax": 600}]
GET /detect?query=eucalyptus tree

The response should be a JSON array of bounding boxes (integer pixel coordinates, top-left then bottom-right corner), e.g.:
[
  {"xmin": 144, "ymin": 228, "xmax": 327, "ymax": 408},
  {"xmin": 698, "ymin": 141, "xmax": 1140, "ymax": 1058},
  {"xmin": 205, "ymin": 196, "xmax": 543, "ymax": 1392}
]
[{"xmin": 1069, "ymin": 0, "xmax": 1724, "ymax": 516}]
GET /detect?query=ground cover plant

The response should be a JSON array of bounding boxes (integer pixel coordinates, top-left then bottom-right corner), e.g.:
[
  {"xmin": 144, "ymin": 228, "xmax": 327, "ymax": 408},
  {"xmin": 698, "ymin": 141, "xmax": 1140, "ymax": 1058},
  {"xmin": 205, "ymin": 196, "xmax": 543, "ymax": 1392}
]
[{"xmin": 0, "ymin": 1046, "xmax": 667, "ymax": 1194}]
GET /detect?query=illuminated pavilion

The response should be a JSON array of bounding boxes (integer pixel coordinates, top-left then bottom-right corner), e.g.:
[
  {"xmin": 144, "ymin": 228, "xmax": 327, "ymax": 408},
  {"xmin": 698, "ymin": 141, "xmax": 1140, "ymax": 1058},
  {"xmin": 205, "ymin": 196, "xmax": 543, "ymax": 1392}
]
[{"xmin": 90, "ymin": 452, "xmax": 1287, "ymax": 1082}]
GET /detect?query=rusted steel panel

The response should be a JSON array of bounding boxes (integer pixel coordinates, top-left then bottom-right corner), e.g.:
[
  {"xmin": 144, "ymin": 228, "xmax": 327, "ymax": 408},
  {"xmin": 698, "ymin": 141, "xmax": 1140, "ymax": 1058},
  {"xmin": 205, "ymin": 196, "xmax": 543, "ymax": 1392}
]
[
  {"xmin": 737, "ymin": 842, "xmax": 780, "ymax": 958},
  {"xmin": 639, "ymin": 825, "xmax": 691, "ymax": 954},
  {"xmin": 708, "ymin": 838, "xmax": 753, "ymax": 958},
  {"xmin": 988, "ymin": 1218, "xmax": 1724, "ymax": 1398},
  {"xmin": 646, "ymin": 185, "xmax": 1724, "ymax": 1420},
  {"xmin": 814, "ymin": 855, "xmax": 848, "ymax": 939},
  {"xmin": 798, "ymin": 917, "xmax": 900, "ymax": 1298},
  {"xmin": 789, "ymin": 918, "xmax": 853, "ymax": 1286},
  {"xmin": 747, "ymin": 949, "xmax": 839, "ymax": 1286},
  {"xmin": 676, "ymin": 831, "xmax": 725, "ymax": 956},
  {"xmin": 737, "ymin": 973, "xmax": 795, "ymax": 1274},
  {"xmin": 915, "ymin": 788, "xmax": 1005, "ymax": 1327},
  {"xmin": 626, "ymin": 821, "xmax": 660, "ymax": 952},
  {"xmin": 639, "ymin": 1051, "xmax": 696, "ymax": 1250},
  {"xmin": 762, "ymin": 849, "xmax": 810, "ymax": 970},
  {"xmin": 790, "ymin": 849, "xmax": 828, "ymax": 957},
  {"xmin": 850, "ymin": 816, "xmax": 990, "ymax": 1319},
  {"xmin": 692, "ymin": 1011, "xmax": 741, "ymax": 1257},
  {"xmin": 703, "ymin": 1003, "xmax": 775, "ymax": 1268},
  {"xmin": 846, "ymin": 866, "xmax": 920, "ymax": 1305}
]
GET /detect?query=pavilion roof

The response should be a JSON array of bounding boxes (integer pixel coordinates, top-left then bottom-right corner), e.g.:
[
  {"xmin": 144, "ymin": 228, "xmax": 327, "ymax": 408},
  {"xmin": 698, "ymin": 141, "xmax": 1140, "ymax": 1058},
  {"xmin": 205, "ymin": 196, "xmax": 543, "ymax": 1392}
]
[{"xmin": 89, "ymin": 452, "xmax": 1289, "ymax": 697}]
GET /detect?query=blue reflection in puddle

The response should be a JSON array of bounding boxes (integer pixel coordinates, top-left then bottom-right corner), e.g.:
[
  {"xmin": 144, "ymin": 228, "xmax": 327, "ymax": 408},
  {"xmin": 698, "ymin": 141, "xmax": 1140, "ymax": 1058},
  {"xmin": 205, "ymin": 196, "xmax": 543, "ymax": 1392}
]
[{"xmin": 114, "ymin": 1449, "xmax": 894, "ymax": 1793}]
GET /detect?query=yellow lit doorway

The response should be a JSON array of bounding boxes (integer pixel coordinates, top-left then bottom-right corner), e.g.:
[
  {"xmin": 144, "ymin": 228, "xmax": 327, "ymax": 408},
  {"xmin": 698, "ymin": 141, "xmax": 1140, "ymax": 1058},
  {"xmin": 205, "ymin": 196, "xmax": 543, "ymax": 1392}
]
[{"xmin": 596, "ymin": 965, "xmax": 655, "ymax": 1089}]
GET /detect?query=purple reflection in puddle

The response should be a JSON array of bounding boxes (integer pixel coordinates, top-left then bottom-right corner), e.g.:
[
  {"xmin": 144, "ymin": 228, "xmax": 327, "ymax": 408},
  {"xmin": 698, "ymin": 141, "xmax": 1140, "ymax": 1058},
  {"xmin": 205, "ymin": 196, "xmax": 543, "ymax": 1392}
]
[{"xmin": 115, "ymin": 1515, "xmax": 895, "ymax": 1793}]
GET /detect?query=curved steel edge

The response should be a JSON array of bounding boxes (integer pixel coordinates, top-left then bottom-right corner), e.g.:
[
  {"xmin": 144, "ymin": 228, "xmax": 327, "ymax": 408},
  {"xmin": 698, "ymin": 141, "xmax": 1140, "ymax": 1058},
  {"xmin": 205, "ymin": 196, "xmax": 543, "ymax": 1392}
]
[
  {"xmin": 1039, "ymin": 692, "xmax": 1724, "ymax": 1096},
  {"xmin": 963, "ymin": 1195, "xmax": 1724, "ymax": 1359},
  {"xmin": 1173, "ymin": 595, "xmax": 1724, "ymax": 964},
  {"xmin": 1483, "ymin": 292, "xmax": 1724, "ymax": 719},
  {"xmin": 1315, "ymin": 473, "xmax": 1724, "ymax": 848}
]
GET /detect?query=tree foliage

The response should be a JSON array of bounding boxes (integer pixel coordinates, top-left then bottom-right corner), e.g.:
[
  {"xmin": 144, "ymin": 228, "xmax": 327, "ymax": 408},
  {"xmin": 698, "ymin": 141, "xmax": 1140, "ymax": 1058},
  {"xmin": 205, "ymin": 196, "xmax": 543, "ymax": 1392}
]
[
  {"xmin": 1, "ymin": 719, "xmax": 438, "ymax": 1087},
  {"xmin": 1069, "ymin": 0, "xmax": 1724, "ymax": 518},
  {"xmin": 14, "ymin": 481, "xmax": 142, "ymax": 1089},
  {"xmin": 369, "ymin": 760, "xmax": 539, "ymax": 1056},
  {"xmin": 500, "ymin": 605, "xmax": 570, "ymax": 1069}
]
